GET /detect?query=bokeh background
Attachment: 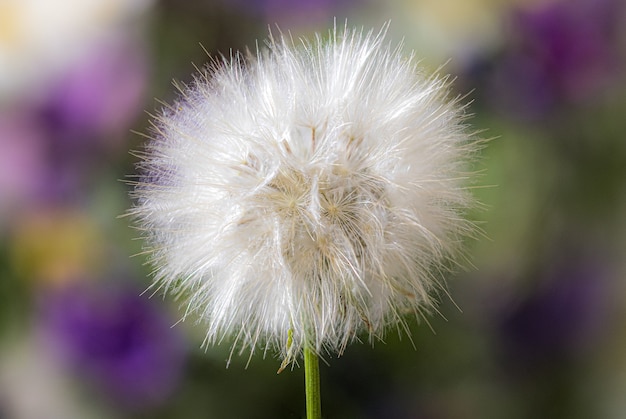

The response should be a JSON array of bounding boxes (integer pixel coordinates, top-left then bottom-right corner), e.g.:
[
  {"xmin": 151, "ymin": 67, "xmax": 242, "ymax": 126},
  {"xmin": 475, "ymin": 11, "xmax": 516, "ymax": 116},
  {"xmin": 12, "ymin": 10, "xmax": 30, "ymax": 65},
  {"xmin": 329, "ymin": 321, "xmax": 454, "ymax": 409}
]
[{"xmin": 1, "ymin": 0, "xmax": 626, "ymax": 418}]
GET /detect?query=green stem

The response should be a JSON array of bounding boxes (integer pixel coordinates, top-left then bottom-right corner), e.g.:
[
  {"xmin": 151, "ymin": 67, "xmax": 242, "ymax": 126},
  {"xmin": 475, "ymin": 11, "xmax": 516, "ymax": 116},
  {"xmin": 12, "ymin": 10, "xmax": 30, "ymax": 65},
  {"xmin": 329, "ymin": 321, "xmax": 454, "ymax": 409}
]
[{"xmin": 304, "ymin": 346, "xmax": 322, "ymax": 419}]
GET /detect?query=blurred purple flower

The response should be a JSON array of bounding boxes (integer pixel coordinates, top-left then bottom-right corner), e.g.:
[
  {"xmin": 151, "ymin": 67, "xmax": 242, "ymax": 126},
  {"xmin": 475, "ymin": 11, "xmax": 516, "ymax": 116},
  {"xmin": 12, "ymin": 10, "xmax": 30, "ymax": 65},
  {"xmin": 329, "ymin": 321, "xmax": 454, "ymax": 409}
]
[
  {"xmin": 525, "ymin": 0, "xmax": 618, "ymax": 93},
  {"xmin": 498, "ymin": 254, "xmax": 610, "ymax": 366},
  {"xmin": 0, "ymin": 114, "xmax": 47, "ymax": 224},
  {"xmin": 467, "ymin": 0, "xmax": 624, "ymax": 120},
  {"xmin": 39, "ymin": 36, "xmax": 148, "ymax": 147},
  {"xmin": 2, "ymin": 36, "xmax": 149, "ymax": 205},
  {"xmin": 39, "ymin": 282, "xmax": 186, "ymax": 410}
]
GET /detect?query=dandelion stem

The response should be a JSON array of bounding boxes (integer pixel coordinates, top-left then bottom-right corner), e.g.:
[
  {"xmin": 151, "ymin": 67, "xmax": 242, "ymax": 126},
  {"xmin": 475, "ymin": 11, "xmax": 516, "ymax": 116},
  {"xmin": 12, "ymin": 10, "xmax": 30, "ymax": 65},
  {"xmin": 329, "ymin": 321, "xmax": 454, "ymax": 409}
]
[{"xmin": 304, "ymin": 346, "xmax": 322, "ymax": 419}]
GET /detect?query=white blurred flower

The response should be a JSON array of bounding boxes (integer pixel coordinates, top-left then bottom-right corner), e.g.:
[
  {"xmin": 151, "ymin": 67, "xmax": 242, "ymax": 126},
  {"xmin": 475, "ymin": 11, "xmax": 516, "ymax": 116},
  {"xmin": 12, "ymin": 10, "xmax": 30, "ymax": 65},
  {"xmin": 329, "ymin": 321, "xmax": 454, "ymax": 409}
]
[
  {"xmin": 131, "ymin": 24, "xmax": 478, "ymax": 364},
  {"xmin": 0, "ymin": 334, "xmax": 107, "ymax": 419},
  {"xmin": 0, "ymin": 0, "xmax": 153, "ymax": 100}
]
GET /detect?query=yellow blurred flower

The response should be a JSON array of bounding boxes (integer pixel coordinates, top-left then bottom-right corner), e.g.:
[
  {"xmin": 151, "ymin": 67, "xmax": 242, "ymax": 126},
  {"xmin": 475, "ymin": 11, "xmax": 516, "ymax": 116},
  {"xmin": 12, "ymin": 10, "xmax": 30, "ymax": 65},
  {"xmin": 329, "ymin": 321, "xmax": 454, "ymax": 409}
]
[{"xmin": 10, "ymin": 208, "xmax": 105, "ymax": 285}]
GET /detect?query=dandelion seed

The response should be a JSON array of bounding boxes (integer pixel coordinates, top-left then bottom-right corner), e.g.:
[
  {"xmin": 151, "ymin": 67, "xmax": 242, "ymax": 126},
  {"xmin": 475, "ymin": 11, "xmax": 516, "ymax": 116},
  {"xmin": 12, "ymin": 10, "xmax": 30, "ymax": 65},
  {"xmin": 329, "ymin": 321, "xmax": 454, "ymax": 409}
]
[{"xmin": 129, "ymin": 23, "xmax": 478, "ymax": 366}]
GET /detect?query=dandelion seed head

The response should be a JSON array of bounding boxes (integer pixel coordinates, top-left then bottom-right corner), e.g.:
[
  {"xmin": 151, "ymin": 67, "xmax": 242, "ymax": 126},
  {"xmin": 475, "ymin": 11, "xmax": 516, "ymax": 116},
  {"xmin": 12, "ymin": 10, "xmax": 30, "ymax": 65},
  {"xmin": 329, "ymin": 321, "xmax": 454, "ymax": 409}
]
[{"xmin": 130, "ymin": 23, "xmax": 478, "ymax": 364}]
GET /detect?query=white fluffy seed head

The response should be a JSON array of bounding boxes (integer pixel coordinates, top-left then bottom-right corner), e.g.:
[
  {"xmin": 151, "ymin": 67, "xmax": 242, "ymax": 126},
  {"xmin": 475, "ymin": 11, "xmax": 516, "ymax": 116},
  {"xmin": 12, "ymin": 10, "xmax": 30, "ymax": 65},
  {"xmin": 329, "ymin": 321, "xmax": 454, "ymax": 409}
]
[{"xmin": 130, "ymin": 23, "xmax": 478, "ymax": 365}]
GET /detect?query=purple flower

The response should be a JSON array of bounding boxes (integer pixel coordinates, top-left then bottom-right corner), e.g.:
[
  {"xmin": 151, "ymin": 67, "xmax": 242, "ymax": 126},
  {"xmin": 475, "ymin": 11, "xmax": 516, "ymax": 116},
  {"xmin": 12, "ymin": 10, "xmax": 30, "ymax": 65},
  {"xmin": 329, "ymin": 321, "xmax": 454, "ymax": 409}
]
[
  {"xmin": 467, "ymin": 0, "xmax": 624, "ymax": 119},
  {"xmin": 1, "ymin": 35, "xmax": 148, "ymax": 207},
  {"xmin": 0, "ymin": 114, "xmax": 47, "ymax": 225},
  {"xmin": 498, "ymin": 253, "xmax": 610, "ymax": 366},
  {"xmin": 0, "ymin": 108, "xmax": 80, "ymax": 205},
  {"xmin": 515, "ymin": 0, "xmax": 621, "ymax": 99},
  {"xmin": 39, "ymin": 282, "xmax": 186, "ymax": 410},
  {"xmin": 39, "ymin": 36, "xmax": 148, "ymax": 146},
  {"xmin": 4, "ymin": 36, "xmax": 150, "ymax": 204}
]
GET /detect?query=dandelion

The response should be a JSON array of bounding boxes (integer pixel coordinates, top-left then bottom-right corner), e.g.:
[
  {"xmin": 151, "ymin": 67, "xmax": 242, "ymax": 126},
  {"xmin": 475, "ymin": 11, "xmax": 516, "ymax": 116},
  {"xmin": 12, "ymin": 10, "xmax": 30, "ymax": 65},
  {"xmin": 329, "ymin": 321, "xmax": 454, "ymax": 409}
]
[{"xmin": 130, "ymin": 22, "xmax": 478, "ymax": 417}]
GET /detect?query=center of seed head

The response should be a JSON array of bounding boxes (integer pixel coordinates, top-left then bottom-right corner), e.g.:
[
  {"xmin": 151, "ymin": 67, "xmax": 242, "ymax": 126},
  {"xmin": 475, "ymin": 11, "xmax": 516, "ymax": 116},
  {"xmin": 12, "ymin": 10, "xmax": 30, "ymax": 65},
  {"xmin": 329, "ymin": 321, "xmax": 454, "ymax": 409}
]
[
  {"xmin": 325, "ymin": 203, "xmax": 338, "ymax": 217},
  {"xmin": 266, "ymin": 164, "xmax": 366, "ymax": 257},
  {"xmin": 266, "ymin": 168, "xmax": 308, "ymax": 212},
  {"xmin": 239, "ymin": 128, "xmax": 388, "ymax": 267}
]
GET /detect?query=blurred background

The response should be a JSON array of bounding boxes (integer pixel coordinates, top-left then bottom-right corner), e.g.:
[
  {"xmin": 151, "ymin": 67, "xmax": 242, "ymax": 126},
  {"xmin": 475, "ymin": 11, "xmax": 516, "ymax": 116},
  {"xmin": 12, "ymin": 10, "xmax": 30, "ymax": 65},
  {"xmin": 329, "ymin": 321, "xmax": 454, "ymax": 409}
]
[{"xmin": 1, "ymin": 0, "xmax": 625, "ymax": 418}]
